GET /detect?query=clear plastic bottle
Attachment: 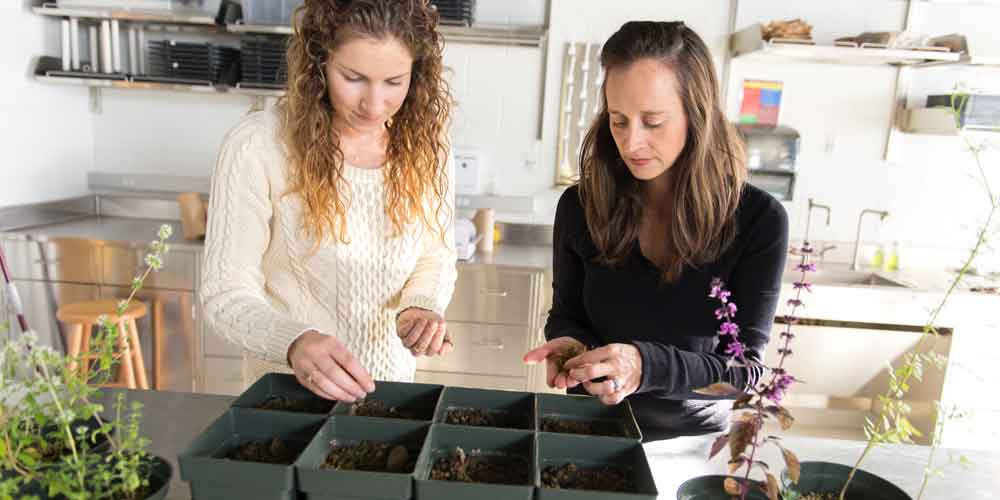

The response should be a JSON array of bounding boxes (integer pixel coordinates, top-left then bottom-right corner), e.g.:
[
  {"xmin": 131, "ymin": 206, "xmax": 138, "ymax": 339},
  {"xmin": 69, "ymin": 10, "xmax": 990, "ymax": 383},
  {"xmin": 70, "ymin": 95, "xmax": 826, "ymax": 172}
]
[
  {"xmin": 872, "ymin": 244, "xmax": 885, "ymax": 270},
  {"xmin": 886, "ymin": 241, "xmax": 900, "ymax": 272}
]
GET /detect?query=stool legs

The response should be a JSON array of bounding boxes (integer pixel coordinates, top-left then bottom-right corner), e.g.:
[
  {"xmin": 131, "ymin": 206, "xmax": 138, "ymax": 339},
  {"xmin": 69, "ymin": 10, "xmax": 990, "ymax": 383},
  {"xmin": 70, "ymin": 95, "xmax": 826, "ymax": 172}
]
[
  {"xmin": 127, "ymin": 319, "xmax": 149, "ymax": 390},
  {"xmin": 79, "ymin": 323, "xmax": 92, "ymax": 380},
  {"xmin": 116, "ymin": 320, "xmax": 137, "ymax": 390},
  {"xmin": 66, "ymin": 324, "xmax": 83, "ymax": 373}
]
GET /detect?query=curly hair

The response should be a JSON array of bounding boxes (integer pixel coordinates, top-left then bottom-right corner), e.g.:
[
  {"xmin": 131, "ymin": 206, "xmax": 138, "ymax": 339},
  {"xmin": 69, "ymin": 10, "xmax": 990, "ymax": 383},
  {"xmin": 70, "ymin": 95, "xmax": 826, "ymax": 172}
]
[
  {"xmin": 579, "ymin": 21, "xmax": 747, "ymax": 283},
  {"xmin": 280, "ymin": 0, "xmax": 451, "ymax": 245}
]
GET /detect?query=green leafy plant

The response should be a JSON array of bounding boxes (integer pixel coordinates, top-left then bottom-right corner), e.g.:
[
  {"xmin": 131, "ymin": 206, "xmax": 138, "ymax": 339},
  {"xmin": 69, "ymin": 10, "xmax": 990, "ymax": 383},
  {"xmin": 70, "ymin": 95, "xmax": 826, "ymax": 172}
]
[
  {"xmin": 841, "ymin": 92, "xmax": 994, "ymax": 500},
  {"xmin": 0, "ymin": 225, "xmax": 172, "ymax": 500}
]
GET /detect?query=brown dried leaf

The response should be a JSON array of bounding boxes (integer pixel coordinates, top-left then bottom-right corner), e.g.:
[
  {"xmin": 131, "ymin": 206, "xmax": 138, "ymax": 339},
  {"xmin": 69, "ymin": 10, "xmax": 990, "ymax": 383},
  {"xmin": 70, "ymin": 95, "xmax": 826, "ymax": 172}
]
[
  {"xmin": 724, "ymin": 477, "xmax": 742, "ymax": 495},
  {"xmin": 693, "ymin": 382, "xmax": 744, "ymax": 397},
  {"xmin": 709, "ymin": 433, "xmax": 729, "ymax": 461},
  {"xmin": 765, "ymin": 473, "xmax": 780, "ymax": 500},
  {"xmin": 782, "ymin": 447, "xmax": 801, "ymax": 484},
  {"xmin": 728, "ymin": 419, "xmax": 757, "ymax": 462},
  {"xmin": 765, "ymin": 405, "xmax": 795, "ymax": 430},
  {"xmin": 733, "ymin": 393, "xmax": 754, "ymax": 410}
]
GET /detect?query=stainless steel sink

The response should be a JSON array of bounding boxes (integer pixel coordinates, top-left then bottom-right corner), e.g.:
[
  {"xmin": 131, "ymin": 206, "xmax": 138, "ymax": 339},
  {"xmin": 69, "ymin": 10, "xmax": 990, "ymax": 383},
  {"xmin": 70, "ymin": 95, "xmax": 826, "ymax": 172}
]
[{"xmin": 783, "ymin": 265, "xmax": 910, "ymax": 288}]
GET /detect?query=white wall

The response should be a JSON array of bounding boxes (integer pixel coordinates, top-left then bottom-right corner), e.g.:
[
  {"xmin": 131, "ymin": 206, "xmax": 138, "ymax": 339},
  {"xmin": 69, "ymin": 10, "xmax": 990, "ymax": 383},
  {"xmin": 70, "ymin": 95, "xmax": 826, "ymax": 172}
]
[
  {"xmin": 0, "ymin": 1, "xmax": 93, "ymax": 207},
  {"xmin": 5, "ymin": 0, "xmax": 1000, "ymax": 269}
]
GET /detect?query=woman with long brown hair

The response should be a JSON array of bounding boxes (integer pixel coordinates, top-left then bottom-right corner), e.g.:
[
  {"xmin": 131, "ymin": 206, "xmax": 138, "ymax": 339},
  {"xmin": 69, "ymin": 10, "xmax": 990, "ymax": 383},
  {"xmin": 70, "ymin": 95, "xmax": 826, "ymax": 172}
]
[
  {"xmin": 201, "ymin": 0, "xmax": 456, "ymax": 402},
  {"xmin": 524, "ymin": 21, "xmax": 789, "ymax": 441}
]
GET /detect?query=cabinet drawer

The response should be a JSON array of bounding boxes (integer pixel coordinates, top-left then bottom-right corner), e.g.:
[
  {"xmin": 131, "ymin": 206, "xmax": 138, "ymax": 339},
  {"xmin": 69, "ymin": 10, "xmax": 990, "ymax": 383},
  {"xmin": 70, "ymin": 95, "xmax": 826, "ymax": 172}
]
[
  {"xmin": 203, "ymin": 329, "xmax": 244, "ymax": 358},
  {"xmin": 102, "ymin": 246, "xmax": 196, "ymax": 290},
  {"xmin": 415, "ymin": 322, "xmax": 530, "ymax": 378},
  {"xmin": 414, "ymin": 371, "xmax": 526, "ymax": 392},
  {"xmin": 202, "ymin": 356, "xmax": 246, "ymax": 396},
  {"xmin": 446, "ymin": 268, "xmax": 537, "ymax": 325},
  {"xmin": 1, "ymin": 238, "xmax": 100, "ymax": 283}
]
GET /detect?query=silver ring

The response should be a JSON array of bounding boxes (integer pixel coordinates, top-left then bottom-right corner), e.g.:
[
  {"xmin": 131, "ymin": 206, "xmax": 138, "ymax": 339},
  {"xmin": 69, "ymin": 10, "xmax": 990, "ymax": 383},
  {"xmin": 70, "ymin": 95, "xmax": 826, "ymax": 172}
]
[{"xmin": 610, "ymin": 378, "xmax": 620, "ymax": 392}]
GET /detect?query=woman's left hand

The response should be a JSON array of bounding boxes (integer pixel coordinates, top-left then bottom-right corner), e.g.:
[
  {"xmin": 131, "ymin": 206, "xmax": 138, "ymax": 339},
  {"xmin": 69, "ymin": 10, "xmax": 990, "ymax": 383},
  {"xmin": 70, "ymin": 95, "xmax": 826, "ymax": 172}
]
[
  {"xmin": 562, "ymin": 343, "xmax": 643, "ymax": 405},
  {"xmin": 396, "ymin": 307, "xmax": 453, "ymax": 357}
]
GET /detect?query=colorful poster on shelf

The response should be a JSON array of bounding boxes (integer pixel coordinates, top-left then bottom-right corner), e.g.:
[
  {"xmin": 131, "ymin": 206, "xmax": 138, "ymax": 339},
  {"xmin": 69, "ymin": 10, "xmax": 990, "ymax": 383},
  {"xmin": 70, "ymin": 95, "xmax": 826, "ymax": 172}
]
[{"xmin": 739, "ymin": 79, "xmax": 783, "ymax": 126}]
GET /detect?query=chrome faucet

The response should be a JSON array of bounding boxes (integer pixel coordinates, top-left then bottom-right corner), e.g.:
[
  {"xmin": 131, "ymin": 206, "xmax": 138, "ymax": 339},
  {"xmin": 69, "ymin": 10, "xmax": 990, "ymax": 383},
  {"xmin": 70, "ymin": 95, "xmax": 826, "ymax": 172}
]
[
  {"xmin": 803, "ymin": 198, "xmax": 832, "ymax": 244},
  {"xmin": 851, "ymin": 209, "xmax": 890, "ymax": 271}
]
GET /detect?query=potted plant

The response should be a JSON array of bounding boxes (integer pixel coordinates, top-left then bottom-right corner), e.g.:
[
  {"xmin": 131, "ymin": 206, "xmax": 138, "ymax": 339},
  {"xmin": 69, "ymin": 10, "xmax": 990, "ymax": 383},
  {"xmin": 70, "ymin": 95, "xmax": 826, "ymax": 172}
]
[{"xmin": 0, "ymin": 225, "xmax": 175, "ymax": 499}]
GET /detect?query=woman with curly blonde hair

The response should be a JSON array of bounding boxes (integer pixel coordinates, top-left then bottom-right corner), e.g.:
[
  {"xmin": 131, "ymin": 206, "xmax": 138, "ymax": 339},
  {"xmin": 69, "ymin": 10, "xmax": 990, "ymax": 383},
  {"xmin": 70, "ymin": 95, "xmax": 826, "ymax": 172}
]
[{"xmin": 201, "ymin": 0, "xmax": 457, "ymax": 402}]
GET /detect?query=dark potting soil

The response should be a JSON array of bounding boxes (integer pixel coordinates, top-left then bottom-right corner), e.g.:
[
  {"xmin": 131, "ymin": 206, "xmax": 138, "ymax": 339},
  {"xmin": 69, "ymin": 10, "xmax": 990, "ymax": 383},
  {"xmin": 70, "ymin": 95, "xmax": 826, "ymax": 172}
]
[
  {"xmin": 540, "ymin": 417, "xmax": 625, "ymax": 438},
  {"xmin": 254, "ymin": 396, "xmax": 334, "ymax": 414},
  {"xmin": 541, "ymin": 462, "xmax": 633, "ymax": 493},
  {"xmin": 443, "ymin": 407, "xmax": 529, "ymax": 429},
  {"xmin": 430, "ymin": 447, "xmax": 530, "ymax": 485},
  {"xmin": 225, "ymin": 437, "xmax": 303, "ymax": 465},
  {"xmin": 322, "ymin": 440, "xmax": 415, "ymax": 473},
  {"xmin": 348, "ymin": 400, "xmax": 426, "ymax": 420}
]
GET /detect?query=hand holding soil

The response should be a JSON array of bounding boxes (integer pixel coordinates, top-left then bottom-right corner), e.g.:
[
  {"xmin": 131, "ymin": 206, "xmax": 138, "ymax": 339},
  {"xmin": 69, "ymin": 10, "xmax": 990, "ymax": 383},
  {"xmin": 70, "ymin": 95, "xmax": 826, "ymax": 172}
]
[
  {"xmin": 287, "ymin": 330, "xmax": 375, "ymax": 403},
  {"xmin": 396, "ymin": 307, "xmax": 454, "ymax": 357},
  {"xmin": 522, "ymin": 336, "xmax": 587, "ymax": 390},
  {"xmin": 562, "ymin": 343, "xmax": 643, "ymax": 405}
]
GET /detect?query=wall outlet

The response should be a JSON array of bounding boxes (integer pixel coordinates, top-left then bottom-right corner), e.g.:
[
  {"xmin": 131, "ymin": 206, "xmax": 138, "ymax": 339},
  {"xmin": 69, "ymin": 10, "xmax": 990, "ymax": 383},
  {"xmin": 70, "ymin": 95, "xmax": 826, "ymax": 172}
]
[{"xmin": 454, "ymin": 148, "xmax": 486, "ymax": 195}]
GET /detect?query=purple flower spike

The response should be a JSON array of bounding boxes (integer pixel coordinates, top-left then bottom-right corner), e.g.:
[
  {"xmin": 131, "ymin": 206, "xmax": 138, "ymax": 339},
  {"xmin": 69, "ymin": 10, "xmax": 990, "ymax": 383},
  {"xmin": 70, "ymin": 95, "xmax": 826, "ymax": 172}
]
[
  {"xmin": 796, "ymin": 263, "xmax": 817, "ymax": 273},
  {"xmin": 792, "ymin": 281, "xmax": 812, "ymax": 292},
  {"xmin": 719, "ymin": 321, "xmax": 740, "ymax": 337},
  {"xmin": 725, "ymin": 341, "xmax": 745, "ymax": 357},
  {"xmin": 719, "ymin": 290, "xmax": 732, "ymax": 303},
  {"xmin": 787, "ymin": 298, "xmax": 803, "ymax": 308}
]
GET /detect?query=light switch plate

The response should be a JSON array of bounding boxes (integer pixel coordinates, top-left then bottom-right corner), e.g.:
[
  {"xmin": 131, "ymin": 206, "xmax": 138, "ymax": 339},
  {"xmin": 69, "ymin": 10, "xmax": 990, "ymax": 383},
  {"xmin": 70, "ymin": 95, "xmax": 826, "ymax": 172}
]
[{"xmin": 454, "ymin": 148, "xmax": 486, "ymax": 195}]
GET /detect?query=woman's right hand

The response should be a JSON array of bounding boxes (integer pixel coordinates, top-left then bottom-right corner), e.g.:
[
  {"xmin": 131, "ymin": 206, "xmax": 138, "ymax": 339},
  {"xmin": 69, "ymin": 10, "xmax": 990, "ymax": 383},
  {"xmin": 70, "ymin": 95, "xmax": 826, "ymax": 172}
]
[
  {"xmin": 287, "ymin": 330, "xmax": 375, "ymax": 403},
  {"xmin": 522, "ymin": 337, "xmax": 587, "ymax": 390}
]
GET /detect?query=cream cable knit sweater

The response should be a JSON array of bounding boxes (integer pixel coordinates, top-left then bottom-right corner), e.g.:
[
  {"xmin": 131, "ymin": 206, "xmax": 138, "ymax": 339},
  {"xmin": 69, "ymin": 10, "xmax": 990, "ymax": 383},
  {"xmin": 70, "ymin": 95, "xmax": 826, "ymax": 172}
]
[{"xmin": 200, "ymin": 108, "xmax": 457, "ymax": 383}]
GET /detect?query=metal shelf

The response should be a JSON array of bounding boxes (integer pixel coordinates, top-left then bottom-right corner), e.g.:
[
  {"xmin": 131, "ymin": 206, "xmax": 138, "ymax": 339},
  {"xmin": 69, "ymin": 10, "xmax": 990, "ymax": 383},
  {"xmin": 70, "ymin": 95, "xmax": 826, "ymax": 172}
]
[
  {"xmin": 730, "ymin": 24, "xmax": 962, "ymax": 66},
  {"xmin": 32, "ymin": 4, "xmax": 218, "ymax": 25},
  {"xmin": 902, "ymin": 107, "xmax": 1000, "ymax": 135},
  {"xmin": 227, "ymin": 22, "xmax": 548, "ymax": 48}
]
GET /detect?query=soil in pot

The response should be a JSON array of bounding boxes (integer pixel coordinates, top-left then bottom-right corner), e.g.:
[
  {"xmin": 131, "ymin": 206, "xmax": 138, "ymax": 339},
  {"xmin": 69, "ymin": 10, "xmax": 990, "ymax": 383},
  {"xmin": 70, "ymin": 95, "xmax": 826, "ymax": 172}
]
[
  {"xmin": 254, "ymin": 396, "xmax": 334, "ymax": 414},
  {"xmin": 540, "ymin": 417, "xmax": 625, "ymax": 438},
  {"xmin": 348, "ymin": 399, "xmax": 424, "ymax": 420},
  {"xmin": 430, "ymin": 446, "xmax": 530, "ymax": 485},
  {"xmin": 225, "ymin": 437, "xmax": 304, "ymax": 465},
  {"xmin": 541, "ymin": 462, "xmax": 633, "ymax": 493},
  {"xmin": 443, "ymin": 407, "xmax": 530, "ymax": 429},
  {"xmin": 321, "ymin": 440, "xmax": 416, "ymax": 474}
]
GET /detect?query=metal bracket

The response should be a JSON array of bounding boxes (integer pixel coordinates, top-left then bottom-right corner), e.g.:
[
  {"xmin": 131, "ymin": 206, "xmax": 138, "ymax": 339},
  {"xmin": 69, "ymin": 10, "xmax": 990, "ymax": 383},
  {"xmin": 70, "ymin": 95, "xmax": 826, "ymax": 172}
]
[{"xmin": 89, "ymin": 87, "xmax": 102, "ymax": 114}]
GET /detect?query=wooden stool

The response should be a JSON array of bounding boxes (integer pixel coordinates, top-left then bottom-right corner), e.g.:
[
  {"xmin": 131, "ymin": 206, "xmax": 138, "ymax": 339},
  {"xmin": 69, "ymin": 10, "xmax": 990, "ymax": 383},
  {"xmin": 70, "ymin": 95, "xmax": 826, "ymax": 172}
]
[{"xmin": 56, "ymin": 300, "xmax": 149, "ymax": 390}]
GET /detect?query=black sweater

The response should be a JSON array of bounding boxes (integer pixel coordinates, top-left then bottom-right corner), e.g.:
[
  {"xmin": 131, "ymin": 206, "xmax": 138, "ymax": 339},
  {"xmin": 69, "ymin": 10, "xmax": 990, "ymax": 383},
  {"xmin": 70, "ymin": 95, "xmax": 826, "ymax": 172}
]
[{"xmin": 545, "ymin": 184, "xmax": 789, "ymax": 442}]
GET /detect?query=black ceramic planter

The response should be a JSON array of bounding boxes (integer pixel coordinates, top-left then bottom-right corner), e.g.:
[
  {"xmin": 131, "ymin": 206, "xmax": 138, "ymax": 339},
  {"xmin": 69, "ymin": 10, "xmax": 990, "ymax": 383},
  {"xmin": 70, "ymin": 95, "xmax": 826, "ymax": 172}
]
[
  {"xmin": 414, "ymin": 424, "xmax": 535, "ymax": 500},
  {"xmin": 331, "ymin": 381, "xmax": 443, "ymax": 422},
  {"xmin": 433, "ymin": 386, "xmax": 536, "ymax": 430},
  {"xmin": 179, "ymin": 407, "xmax": 325, "ymax": 500},
  {"xmin": 295, "ymin": 416, "xmax": 430, "ymax": 500},
  {"xmin": 782, "ymin": 461, "xmax": 911, "ymax": 500},
  {"xmin": 232, "ymin": 372, "xmax": 336, "ymax": 415},
  {"xmin": 141, "ymin": 455, "xmax": 173, "ymax": 500},
  {"xmin": 676, "ymin": 475, "xmax": 769, "ymax": 500},
  {"xmin": 536, "ymin": 432, "xmax": 658, "ymax": 499},
  {"xmin": 536, "ymin": 393, "xmax": 641, "ymax": 441}
]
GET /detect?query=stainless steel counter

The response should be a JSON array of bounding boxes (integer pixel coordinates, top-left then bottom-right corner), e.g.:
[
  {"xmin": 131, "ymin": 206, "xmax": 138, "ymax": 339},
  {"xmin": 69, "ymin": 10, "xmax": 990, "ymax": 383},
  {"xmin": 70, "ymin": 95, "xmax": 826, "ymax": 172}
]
[{"xmin": 99, "ymin": 388, "xmax": 1000, "ymax": 500}]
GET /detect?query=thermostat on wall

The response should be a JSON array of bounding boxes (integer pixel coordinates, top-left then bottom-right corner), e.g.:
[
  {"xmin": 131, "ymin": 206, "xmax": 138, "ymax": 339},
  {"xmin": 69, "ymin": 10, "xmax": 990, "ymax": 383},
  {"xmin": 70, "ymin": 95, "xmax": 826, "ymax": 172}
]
[{"xmin": 454, "ymin": 148, "xmax": 487, "ymax": 195}]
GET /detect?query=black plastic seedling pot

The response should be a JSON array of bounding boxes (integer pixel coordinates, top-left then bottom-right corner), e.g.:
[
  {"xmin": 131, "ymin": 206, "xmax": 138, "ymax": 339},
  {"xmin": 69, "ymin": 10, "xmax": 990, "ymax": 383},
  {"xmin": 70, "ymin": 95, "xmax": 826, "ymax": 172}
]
[
  {"xmin": 178, "ymin": 407, "xmax": 325, "ymax": 500},
  {"xmin": 294, "ymin": 416, "xmax": 430, "ymax": 500},
  {"xmin": 536, "ymin": 432, "xmax": 658, "ymax": 499},
  {"xmin": 536, "ymin": 393, "xmax": 642, "ymax": 440},
  {"xmin": 231, "ymin": 372, "xmax": 336, "ymax": 415},
  {"xmin": 414, "ymin": 424, "xmax": 535, "ymax": 500},
  {"xmin": 433, "ymin": 386, "xmax": 536, "ymax": 430}
]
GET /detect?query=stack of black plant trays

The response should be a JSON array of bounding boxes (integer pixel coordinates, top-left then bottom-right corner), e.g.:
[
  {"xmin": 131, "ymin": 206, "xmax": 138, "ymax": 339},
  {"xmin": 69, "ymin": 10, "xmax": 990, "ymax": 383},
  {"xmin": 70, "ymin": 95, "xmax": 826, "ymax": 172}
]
[{"xmin": 179, "ymin": 373, "xmax": 659, "ymax": 499}]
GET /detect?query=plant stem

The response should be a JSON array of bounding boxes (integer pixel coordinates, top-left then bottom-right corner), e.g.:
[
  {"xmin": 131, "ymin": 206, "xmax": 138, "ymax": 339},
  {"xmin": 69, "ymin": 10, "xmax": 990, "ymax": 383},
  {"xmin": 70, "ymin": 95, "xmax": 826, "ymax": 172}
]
[
  {"xmin": 842, "ymin": 126, "xmax": 997, "ymax": 499},
  {"xmin": 37, "ymin": 358, "xmax": 86, "ymax": 492}
]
